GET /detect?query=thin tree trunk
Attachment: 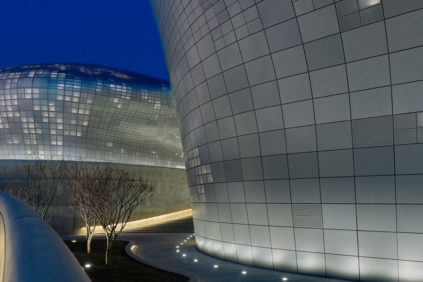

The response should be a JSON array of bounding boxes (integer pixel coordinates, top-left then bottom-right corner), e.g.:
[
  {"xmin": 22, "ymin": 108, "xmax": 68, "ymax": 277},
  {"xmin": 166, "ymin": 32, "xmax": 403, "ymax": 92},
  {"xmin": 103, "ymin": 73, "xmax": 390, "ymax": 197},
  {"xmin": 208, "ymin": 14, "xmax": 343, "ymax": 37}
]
[
  {"xmin": 87, "ymin": 236, "xmax": 92, "ymax": 254},
  {"xmin": 86, "ymin": 224, "xmax": 95, "ymax": 254},
  {"xmin": 86, "ymin": 225, "xmax": 92, "ymax": 254},
  {"xmin": 105, "ymin": 235, "xmax": 112, "ymax": 266}
]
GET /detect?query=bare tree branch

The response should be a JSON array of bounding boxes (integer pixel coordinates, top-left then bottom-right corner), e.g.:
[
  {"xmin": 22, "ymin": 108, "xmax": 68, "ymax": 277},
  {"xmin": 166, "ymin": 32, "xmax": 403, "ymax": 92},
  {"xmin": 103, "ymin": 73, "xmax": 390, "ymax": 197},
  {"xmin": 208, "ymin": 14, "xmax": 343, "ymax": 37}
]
[
  {"xmin": 3, "ymin": 158, "xmax": 65, "ymax": 222},
  {"xmin": 84, "ymin": 164, "xmax": 153, "ymax": 266},
  {"xmin": 65, "ymin": 163, "xmax": 98, "ymax": 254}
]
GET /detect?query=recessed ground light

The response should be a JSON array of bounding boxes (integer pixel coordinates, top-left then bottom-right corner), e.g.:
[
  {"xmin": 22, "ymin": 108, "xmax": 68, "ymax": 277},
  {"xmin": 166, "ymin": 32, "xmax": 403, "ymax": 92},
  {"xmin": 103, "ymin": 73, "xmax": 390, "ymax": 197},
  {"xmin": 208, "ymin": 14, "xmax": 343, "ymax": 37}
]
[
  {"xmin": 193, "ymin": 259, "xmax": 198, "ymax": 263},
  {"xmin": 213, "ymin": 264, "xmax": 219, "ymax": 269},
  {"xmin": 176, "ymin": 250, "xmax": 180, "ymax": 253},
  {"xmin": 71, "ymin": 240, "xmax": 77, "ymax": 243},
  {"xmin": 282, "ymin": 277, "xmax": 288, "ymax": 281},
  {"xmin": 84, "ymin": 263, "xmax": 92, "ymax": 269},
  {"xmin": 182, "ymin": 253, "xmax": 186, "ymax": 257},
  {"xmin": 242, "ymin": 270, "xmax": 247, "ymax": 275},
  {"xmin": 176, "ymin": 246, "xmax": 179, "ymax": 249}
]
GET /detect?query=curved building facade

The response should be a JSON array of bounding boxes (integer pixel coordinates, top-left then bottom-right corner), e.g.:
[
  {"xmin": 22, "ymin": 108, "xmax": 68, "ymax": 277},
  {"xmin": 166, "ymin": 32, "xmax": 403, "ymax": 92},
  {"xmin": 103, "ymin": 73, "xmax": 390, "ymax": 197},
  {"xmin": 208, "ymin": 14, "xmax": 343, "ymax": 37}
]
[
  {"xmin": 0, "ymin": 63, "xmax": 190, "ymax": 234},
  {"xmin": 151, "ymin": 0, "xmax": 423, "ymax": 280},
  {"xmin": 0, "ymin": 63, "xmax": 183, "ymax": 168}
]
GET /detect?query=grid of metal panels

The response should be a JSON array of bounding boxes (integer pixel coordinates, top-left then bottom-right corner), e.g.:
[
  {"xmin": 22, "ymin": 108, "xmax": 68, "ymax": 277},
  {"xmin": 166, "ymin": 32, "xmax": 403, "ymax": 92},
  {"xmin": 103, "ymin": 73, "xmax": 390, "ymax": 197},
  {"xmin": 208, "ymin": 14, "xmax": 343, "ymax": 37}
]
[
  {"xmin": 152, "ymin": 0, "xmax": 423, "ymax": 280},
  {"xmin": 0, "ymin": 63, "xmax": 184, "ymax": 169}
]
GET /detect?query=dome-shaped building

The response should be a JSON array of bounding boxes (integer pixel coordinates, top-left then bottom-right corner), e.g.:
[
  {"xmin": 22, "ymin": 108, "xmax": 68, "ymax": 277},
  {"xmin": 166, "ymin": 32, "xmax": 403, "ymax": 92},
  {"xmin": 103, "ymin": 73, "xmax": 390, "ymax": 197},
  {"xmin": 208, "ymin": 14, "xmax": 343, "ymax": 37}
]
[
  {"xmin": 0, "ymin": 63, "xmax": 190, "ymax": 234},
  {"xmin": 0, "ymin": 63, "xmax": 183, "ymax": 167}
]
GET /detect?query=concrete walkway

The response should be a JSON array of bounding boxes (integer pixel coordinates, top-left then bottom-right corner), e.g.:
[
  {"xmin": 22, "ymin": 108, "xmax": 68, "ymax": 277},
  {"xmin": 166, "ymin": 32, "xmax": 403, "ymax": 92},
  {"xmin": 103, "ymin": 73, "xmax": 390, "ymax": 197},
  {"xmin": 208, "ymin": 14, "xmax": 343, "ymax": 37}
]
[
  {"xmin": 121, "ymin": 232, "xmax": 349, "ymax": 282},
  {"xmin": 65, "ymin": 217, "xmax": 349, "ymax": 281}
]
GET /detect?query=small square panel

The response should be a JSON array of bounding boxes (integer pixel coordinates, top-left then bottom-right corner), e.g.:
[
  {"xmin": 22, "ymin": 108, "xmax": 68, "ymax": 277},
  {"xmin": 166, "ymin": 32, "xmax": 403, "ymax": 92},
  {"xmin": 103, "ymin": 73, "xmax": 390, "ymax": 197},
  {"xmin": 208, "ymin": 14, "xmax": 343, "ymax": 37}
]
[
  {"xmin": 268, "ymin": 204, "xmax": 293, "ymax": 226},
  {"xmin": 304, "ymin": 34, "xmax": 345, "ymax": 71},
  {"xmin": 294, "ymin": 228, "xmax": 324, "ymax": 252},
  {"xmin": 265, "ymin": 18, "xmax": 302, "ymax": 52},
  {"xmin": 356, "ymin": 204, "xmax": 396, "ymax": 232},
  {"xmin": 283, "ymin": 100, "xmax": 314, "ymax": 128},
  {"xmin": 322, "ymin": 204, "xmax": 357, "ymax": 230},
  {"xmin": 270, "ymin": 226, "xmax": 295, "ymax": 249},
  {"xmin": 314, "ymin": 93, "xmax": 350, "ymax": 124},
  {"xmin": 272, "ymin": 46, "xmax": 307, "ymax": 79},
  {"xmin": 310, "ymin": 65, "xmax": 348, "ymax": 98},
  {"xmin": 234, "ymin": 111, "xmax": 258, "ymax": 135},
  {"xmin": 259, "ymin": 130, "xmax": 287, "ymax": 156},
  {"xmin": 297, "ymin": 5, "xmax": 339, "ymax": 42},
  {"xmin": 255, "ymin": 106, "xmax": 284, "ymax": 131},
  {"xmin": 347, "ymin": 55, "xmax": 390, "ymax": 91},
  {"xmin": 342, "ymin": 21, "xmax": 387, "ymax": 62},
  {"xmin": 278, "ymin": 73, "xmax": 312, "ymax": 104},
  {"xmin": 290, "ymin": 178, "xmax": 320, "ymax": 203},
  {"xmin": 262, "ymin": 154, "xmax": 289, "ymax": 180},
  {"xmin": 285, "ymin": 125, "xmax": 317, "ymax": 153},
  {"xmin": 238, "ymin": 134, "xmax": 261, "ymax": 158}
]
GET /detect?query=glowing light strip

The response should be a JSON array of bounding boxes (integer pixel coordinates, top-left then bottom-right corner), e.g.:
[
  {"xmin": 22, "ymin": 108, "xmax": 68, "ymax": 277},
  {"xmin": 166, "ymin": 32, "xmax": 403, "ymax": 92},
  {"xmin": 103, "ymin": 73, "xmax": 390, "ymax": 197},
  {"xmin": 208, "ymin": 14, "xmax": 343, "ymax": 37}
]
[{"xmin": 77, "ymin": 209, "xmax": 192, "ymax": 235}]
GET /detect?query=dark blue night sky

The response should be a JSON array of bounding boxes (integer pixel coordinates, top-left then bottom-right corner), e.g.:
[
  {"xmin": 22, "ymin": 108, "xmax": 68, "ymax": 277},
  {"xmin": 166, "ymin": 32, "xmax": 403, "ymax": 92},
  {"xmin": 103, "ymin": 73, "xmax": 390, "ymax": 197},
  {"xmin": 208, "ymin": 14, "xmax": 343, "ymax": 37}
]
[{"xmin": 0, "ymin": 0, "xmax": 169, "ymax": 80}]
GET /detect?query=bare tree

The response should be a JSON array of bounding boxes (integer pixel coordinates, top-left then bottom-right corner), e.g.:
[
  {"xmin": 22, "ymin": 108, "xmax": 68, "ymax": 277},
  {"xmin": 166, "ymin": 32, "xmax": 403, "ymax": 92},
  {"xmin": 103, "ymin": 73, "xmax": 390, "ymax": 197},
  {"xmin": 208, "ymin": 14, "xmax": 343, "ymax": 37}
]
[
  {"xmin": 66, "ymin": 163, "xmax": 99, "ymax": 254},
  {"xmin": 5, "ymin": 159, "xmax": 66, "ymax": 221},
  {"xmin": 88, "ymin": 164, "xmax": 153, "ymax": 266}
]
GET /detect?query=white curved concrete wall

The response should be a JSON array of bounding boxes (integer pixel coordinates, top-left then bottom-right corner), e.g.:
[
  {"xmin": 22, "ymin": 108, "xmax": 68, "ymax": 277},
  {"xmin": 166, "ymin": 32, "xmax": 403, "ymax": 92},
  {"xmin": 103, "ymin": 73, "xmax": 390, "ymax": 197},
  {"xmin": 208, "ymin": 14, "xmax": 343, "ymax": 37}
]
[
  {"xmin": 151, "ymin": 0, "xmax": 423, "ymax": 280},
  {"xmin": 0, "ymin": 192, "xmax": 90, "ymax": 282}
]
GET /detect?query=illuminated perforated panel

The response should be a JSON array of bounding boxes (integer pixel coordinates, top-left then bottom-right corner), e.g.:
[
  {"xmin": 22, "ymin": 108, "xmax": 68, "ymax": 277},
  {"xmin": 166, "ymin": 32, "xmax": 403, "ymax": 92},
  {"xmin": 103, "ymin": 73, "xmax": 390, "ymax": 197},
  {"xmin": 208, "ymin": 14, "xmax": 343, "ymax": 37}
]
[{"xmin": 0, "ymin": 63, "xmax": 184, "ymax": 169}]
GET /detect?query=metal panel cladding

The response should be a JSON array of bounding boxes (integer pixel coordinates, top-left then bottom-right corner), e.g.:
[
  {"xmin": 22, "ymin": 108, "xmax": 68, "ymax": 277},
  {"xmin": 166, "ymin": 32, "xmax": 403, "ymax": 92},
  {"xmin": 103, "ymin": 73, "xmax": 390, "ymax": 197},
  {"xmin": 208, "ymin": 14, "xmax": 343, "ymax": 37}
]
[
  {"xmin": 0, "ymin": 63, "xmax": 184, "ymax": 169},
  {"xmin": 151, "ymin": 0, "xmax": 423, "ymax": 280}
]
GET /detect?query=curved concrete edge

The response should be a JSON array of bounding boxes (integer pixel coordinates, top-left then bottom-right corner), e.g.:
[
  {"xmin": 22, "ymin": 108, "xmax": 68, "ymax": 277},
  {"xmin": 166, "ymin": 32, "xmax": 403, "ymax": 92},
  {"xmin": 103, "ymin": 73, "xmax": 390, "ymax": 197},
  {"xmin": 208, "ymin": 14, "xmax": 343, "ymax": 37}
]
[
  {"xmin": 124, "ymin": 240, "xmax": 196, "ymax": 282},
  {"xmin": 0, "ymin": 192, "xmax": 90, "ymax": 282}
]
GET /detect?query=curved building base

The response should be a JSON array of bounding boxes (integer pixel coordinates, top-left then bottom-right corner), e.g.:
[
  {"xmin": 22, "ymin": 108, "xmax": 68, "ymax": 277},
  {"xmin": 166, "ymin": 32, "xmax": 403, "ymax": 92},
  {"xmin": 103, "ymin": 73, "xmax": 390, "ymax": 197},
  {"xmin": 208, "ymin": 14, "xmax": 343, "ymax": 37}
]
[
  {"xmin": 151, "ymin": 0, "xmax": 423, "ymax": 280},
  {"xmin": 0, "ymin": 160, "xmax": 190, "ymax": 235}
]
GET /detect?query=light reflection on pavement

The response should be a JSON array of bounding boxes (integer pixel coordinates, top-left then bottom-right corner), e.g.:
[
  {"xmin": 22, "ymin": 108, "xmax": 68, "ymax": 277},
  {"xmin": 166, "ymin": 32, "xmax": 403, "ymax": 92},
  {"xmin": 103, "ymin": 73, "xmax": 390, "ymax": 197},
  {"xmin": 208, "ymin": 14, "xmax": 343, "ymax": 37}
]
[{"xmin": 121, "ymin": 232, "xmax": 350, "ymax": 282}]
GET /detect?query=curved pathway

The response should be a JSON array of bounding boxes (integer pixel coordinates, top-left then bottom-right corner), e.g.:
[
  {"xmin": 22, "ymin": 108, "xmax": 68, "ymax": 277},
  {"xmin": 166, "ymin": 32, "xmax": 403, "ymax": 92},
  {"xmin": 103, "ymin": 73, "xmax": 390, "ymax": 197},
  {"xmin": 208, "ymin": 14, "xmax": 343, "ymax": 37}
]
[{"xmin": 120, "ymin": 218, "xmax": 348, "ymax": 282}]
